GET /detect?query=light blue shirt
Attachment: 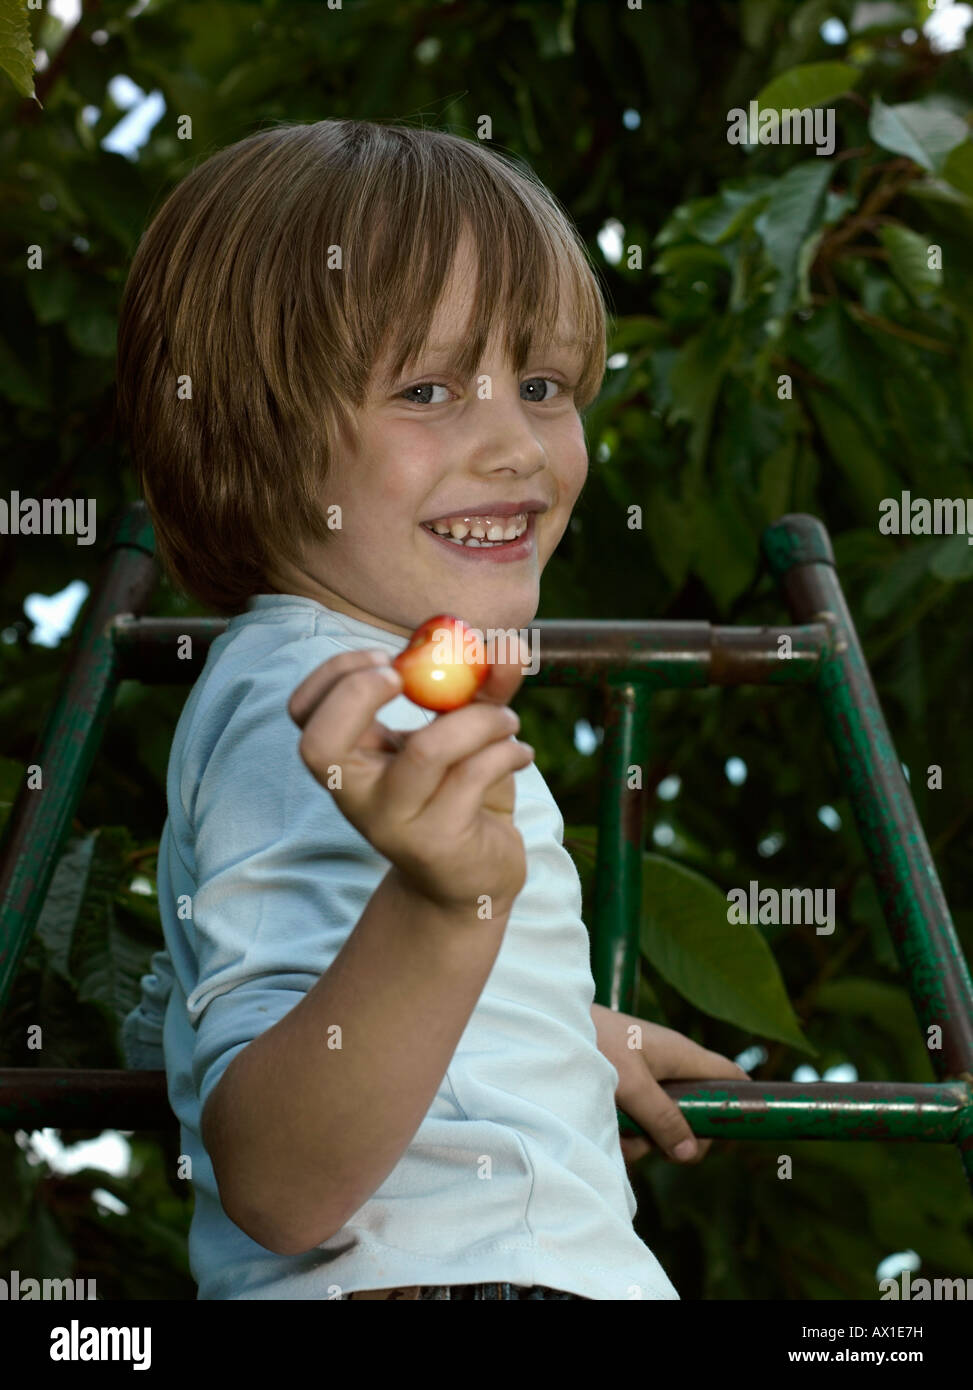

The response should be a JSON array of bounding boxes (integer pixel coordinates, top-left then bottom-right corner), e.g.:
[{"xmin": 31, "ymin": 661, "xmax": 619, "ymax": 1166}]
[{"xmin": 122, "ymin": 595, "xmax": 680, "ymax": 1300}]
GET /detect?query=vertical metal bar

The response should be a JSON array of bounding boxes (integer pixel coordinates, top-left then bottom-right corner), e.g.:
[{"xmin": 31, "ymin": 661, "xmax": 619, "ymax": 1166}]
[
  {"xmin": 764, "ymin": 513, "xmax": 973, "ymax": 1189},
  {"xmin": 591, "ymin": 682, "xmax": 652, "ymax": 1015},
  {"xmin": 0, "ymin": 501, "xmax": 158, "ymax": 1014}
]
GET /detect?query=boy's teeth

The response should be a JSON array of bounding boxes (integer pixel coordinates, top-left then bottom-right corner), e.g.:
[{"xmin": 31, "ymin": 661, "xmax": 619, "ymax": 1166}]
[{"xmin": 423, "ymin": 513, "xmax": 528, "ymax": 546}]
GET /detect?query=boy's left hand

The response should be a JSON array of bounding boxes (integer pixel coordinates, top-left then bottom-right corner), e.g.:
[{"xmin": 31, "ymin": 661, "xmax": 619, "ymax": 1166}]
[{"xmin": 590, "ymin": 1004, "xmax": 750, "ymax": 1170}]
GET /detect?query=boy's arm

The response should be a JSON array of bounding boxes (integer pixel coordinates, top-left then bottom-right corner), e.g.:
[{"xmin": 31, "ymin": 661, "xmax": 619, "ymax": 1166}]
[{"xmin": 202, "ymin": 865, "xmax": 514, "ymax": 1257}]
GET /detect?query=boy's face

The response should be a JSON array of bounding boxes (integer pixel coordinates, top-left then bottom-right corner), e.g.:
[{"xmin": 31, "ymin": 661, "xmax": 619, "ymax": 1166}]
[{"xmin": 268, "ymin": 229, "xmax": 590, "ymax": 640}]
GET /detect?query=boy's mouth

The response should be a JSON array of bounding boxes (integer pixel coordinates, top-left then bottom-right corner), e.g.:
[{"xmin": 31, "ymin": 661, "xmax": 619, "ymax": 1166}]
[
  {"xmin": 420, "ymin": 511, "xmax": 530, "ymax": 548},
  {"xmin": 419, "ymin": 511, "xmax": 537, "ymax": 560}
]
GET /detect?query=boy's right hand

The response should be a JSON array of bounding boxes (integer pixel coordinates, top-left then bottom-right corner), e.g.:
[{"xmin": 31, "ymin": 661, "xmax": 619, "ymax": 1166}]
[{"xmin": 288, "ymin": 644, "xmax": 535, "ymax": 918}]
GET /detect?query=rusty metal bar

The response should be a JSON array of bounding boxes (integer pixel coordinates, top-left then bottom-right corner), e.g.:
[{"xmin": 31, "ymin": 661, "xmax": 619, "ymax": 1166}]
[
  {"xmin": 112, "ymin": 615, "xmax": 831, "ymax": 688},
  {"xmin": 592, "ymin": 682, "xmax": 652, "ymax": 1014},
  {"xmin": 0, "ymin": 502, "xmax": 159, "ymax": 1012},
  {"xmin": 764, "ymin": 513, "xmax": 973, "ymax": 1187},
  {"xmin": 0, "ymin": 1068, "xmax": 172, "ymax": 1130},
  {"xmin": 645, "ymin": 1079, "xmax": 973, "ymax": 1142},
  {"xmin": 112, "ymin": 616, "xmax": 226, "ymax": 683}
]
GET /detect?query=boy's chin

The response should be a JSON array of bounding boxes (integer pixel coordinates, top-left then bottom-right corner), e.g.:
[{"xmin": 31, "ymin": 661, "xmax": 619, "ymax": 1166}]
[{"xmin": 464, "ymin": 603, "xmax": 538, "ymax": 637}]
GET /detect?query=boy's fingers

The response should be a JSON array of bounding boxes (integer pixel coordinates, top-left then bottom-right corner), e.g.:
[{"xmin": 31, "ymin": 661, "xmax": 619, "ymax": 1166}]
[
  {"xmin": 288, "ymin": 649, "xmax": 392, "ymax": 728},
  {"xmin": 652, "ymin": 1037, "xmax": 751, "ymax": 1085},
  {"xmin": 660, "ymin": 1136, "xmax": 713, "ymax": 1164},
  {"xmin": 629, "ymin": 1075, "xmax": 704, "ymax": 1163},
  {"xmin": 381, "ymin": 703, "xmax": 523, "ymax": 822},
  {"xmin": 296, "ymin": 662, "xmax": 404, "ymax": 780}
]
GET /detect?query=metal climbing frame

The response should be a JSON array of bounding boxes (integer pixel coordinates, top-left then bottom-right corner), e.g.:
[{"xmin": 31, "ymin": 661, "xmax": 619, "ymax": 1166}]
[{"xmin": 0, "ymin": 500, "xmax": 971, "ymax": 1192}]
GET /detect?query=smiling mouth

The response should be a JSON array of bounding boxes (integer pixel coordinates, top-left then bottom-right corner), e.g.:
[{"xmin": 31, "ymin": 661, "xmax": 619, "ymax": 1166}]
[
  {"xmin": 420, "ymin": 515, "xmax": 530, "ymax": 548},
  {"xmin": 419, "ymin": 511, "xmax": 538, "ymax": 558}
]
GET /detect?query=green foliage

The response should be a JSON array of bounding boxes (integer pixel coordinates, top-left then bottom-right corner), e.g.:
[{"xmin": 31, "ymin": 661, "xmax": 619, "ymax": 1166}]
[
  {"xmin": 2, "ymin": 0, "xmax": 972, "ymax": 1300},
  {"xmin": 640, "ymin": 853, "xmax": 815, "ymax": 1054},
  {"xmin": 756, "ymin": 60, "xmax": 861, "ymax": 114},
  {"xmin": 0, "ymin": 0, "xmax": 35, "ymax": 101}
]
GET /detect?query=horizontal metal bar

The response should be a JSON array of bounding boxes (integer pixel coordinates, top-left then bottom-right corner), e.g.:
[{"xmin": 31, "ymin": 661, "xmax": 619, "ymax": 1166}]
[
  {"xmin": 1, "ymin": 1071, "xmax": 969, "ymax": 1141},
  {"xmin": 0, "ymin": 1069, "xmax": 173, "ymax": 1130},
  {"xmin": 112, "ymin": 616, "xmax": 831, "ymax": 689},
  {"xmin": 621, "ymin": 1080, "xmax": 973, "ymax": 1143}
]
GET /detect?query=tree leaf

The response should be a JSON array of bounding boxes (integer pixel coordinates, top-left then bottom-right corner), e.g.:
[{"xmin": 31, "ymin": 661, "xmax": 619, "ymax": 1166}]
[
  {"xmin": 863, "ymin": 538, "xmax": 940, "ymax": 619},
  {"xmin": 34, "ymin": 834, "xmax": 97, "ymax": 981},
  {"xmin": 790, "ymin": 300, "xmax": 887, "ymax": 439},
  {"xmin": 928, "ymin": 532, "xmax": 973, "ymax": 582},
  {"xmin": 608, "ymin": 316, "xmax": 667, "ymax": 354},
  {"xmin": 804, "ymin": 387, "xmax": 889, "ymax": 516},
  {"xmin": 691, "ymin": 187, "xmax": 773, "ymax": 245},
  {"xmin": 756, "ymin": 61, "xmax": 860, "ymax": 113},
  {"xmin": 868, "ymin": 97, "xmax": 969, "ymax": 173},
  {"xmin": 879, "ymin": 223, "xmax": 943, "ymax": 300},
  {"xmin": 26, "ymin": 263, "xmax": 77, "ymax": 326},
  {"xmin": 66, "ymin": 308, "xmax": 118, "ymax": 358},
  {"xmin": 639, "ymin": 853, "xmax": 816, "ymax": 1053},
  {"xmin": 755, "ymin": 160, "xmax": 834, "ymax": 315},
  {"xmin": 740, "ymin": 0, "xmax": 780, "ymax": 50},
  {"xmin": 1, "ymin": 1198, "xmax": 75, "ymax": 1280},
  {"xmin": 812, "ymin": 977, "xmax": 922, "ymax": 1039},
  {"xmin": 941, "ymin": 140, "xmax": 973, "ymax": 199},
  {"xmin": 689, "ymin": 485, "xmax": 758, "ymax": 610},
  {"xmin": 666, "ymin": 319, "xmax": 736, "ymax": 474},
  {"xmin": 0, "ymin": 1134, "xmax": 34, "ymax": 1247},
  {"xmin": 0, "ymin": 0, "xmax": 36, "ymax": 101},
  {"xmin": 70, "ymin": 827, "xmax": 154, "ymax": 1020},
  {"xmin": 645, "ymin": 486, "xmax": 694, "ymax": 591}
]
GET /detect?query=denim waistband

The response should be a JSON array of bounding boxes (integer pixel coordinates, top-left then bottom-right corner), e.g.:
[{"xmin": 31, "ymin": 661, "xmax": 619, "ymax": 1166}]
[{"xmin": 346, "ymin": 1282, "xmax": 588, "ymax": 1300}]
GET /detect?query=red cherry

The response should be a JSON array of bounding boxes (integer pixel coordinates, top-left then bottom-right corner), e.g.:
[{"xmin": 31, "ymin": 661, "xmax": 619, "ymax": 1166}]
[{"xmin": 392, "ymin": 615, "xmax": 490, "ymax": 712}]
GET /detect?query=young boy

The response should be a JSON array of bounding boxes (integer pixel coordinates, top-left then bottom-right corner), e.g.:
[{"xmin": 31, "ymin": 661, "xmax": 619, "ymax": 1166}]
[{"xmin": 116, "ymin": 118, "xmax": 747, "ymax": 1301}]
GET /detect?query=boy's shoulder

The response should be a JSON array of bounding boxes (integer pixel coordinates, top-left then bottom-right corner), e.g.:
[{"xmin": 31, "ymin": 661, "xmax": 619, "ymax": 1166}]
[
  {"xmin": 170, "ymin": 595, "xmax": 425, "ymax": 790},
  {"xmin": 188, "ymin": 593, "xmax": 403, "ymax": 718}
]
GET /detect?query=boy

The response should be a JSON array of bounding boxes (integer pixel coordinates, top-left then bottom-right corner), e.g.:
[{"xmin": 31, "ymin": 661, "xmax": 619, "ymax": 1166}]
[{"xmin": 116, "ymin": 118, "xmax": 747, "ymax": 1300}]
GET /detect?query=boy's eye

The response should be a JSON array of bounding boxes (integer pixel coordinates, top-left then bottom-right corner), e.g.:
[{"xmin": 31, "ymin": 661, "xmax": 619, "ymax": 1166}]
[
  {"xmin": 400, "ymin": 382, "xmax": 452, "ymax": 406},
  {"xmin": 521, "ymin": 377, "xmax": 562, "ymax": 403},
  {"xmin": 399, "ymin": 377, "xmax": 563, "ymax": 406}
]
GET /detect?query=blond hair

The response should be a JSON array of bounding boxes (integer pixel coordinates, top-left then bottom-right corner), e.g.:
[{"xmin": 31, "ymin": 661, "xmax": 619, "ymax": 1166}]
[{"xmin": 115, "ymin": 119, "xmax": 609, "ymax": 614}]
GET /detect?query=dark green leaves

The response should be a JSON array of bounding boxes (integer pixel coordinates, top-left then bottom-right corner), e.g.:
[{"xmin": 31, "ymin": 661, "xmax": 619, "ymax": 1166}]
[
  {"xmin": 0, "ymin": 0, "xmax": 35, "ymax": 101},
  {"xmin": 755, "ymin": 159, "xmax": 834, "ymax": 315},
  {"xmin": 640, "ymin": 853, "xmax": 816, "ymax": 1054},
  {"xmin": 869, "ymin": 97, "xmax": 970, "ymax": 173},
  {"xmin": 755, "ymin": 61, "xmax": 860, "ymax": 114}
]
